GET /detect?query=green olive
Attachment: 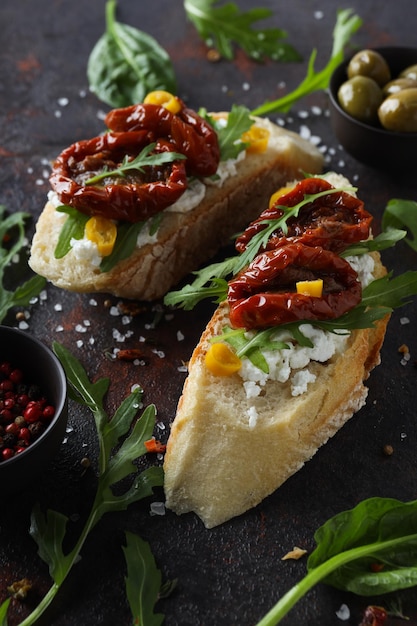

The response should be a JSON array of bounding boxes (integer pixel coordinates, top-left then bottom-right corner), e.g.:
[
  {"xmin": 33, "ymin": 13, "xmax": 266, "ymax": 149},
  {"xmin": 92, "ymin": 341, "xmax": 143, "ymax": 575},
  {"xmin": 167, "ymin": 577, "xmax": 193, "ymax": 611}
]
[
  {"xmin": 383, "ymin": 77, "xmax": 417, "ymax": 97},
  {"xmin": 378, "ymin": 88, "xmax": 417, "ymax": 132},
  {"xmin": 337, "ymin": 76, "xmax": 383, "ymax": 123},
  {"xmin": 399, "ymin": 64, "xmax": 417, "ymax": 81},
  {"xmin": 347, "ymin": 49, "xmax": 391, "ymax": 87}
]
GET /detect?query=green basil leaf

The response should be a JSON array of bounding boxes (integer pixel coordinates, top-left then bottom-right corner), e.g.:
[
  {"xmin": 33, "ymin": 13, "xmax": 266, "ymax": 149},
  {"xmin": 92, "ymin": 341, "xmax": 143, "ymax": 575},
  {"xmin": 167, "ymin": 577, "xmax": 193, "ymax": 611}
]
[
  {"xmin": 88, "ymin": 0, "xmax": 176, "ymax": 108},
  {"xmin": 256, "ymin": 498, "xmax": 417, "ymax": 625},
  {"xmin": 308, "ymin": 498, "xmax": 417, "ymax": 596}
]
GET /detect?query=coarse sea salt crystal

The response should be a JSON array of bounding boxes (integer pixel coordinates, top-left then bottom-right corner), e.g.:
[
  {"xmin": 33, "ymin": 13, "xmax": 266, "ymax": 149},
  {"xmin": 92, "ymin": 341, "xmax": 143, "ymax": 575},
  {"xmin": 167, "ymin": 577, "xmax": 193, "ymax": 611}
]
[
  {"xmin": 400, "ymin": 316, "xmax": 410, "ymax": 325},
  {"xmin": 150, "ymin": 502, "xmax": 166, "ymax": 516},
  {"xmin": 54, "ymin": 303, "xmax": 63, "ymax": 312},
  {"xmin": 336, "ymin": 604, "xmax": 350, "ymax": 621},
  {"xmin": 177, "ymin": 330, "xmax": 184, "ymax": 341},
  {"xmin": 247, "ymin": 406, "xmax": 258, "ymax": 429}
]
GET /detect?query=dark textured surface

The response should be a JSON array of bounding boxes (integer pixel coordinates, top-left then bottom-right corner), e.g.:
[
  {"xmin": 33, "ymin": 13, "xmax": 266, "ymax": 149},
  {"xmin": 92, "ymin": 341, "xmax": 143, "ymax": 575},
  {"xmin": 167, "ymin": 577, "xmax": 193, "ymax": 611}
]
[{"xmin": 1, "ymin": 1, "xmax": 417, "ymax": 624}]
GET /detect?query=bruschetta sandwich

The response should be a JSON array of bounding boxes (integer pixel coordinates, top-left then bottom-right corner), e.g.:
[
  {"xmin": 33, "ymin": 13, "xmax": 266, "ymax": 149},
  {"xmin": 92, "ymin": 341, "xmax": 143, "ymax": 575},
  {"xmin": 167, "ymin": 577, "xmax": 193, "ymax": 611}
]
[
  {"xmin": 163, "ymin": 172, "xmax": 412, "ymax": 528},
  {"xmin": 29, "ymin": 92, "xmax": 323, "ymax": 300}
]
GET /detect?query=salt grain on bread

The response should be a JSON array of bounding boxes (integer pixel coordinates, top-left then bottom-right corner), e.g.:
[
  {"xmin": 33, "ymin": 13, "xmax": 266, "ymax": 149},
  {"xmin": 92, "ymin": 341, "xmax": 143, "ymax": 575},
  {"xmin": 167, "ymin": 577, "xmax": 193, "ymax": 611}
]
[
  {"xmin": 29, "ymin": 117, "xmax": 323, "ymax": 301},
  {"xmin": 163, "ymin": 176, "xmax": 390, "ymax": 529}
]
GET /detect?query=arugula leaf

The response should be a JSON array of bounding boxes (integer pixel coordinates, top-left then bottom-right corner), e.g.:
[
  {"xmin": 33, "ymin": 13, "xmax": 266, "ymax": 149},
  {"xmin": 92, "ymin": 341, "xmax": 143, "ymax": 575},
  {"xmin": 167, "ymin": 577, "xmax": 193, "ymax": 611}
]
[
  {"xmin": 1, "ymin": 343, "xmax": 165, "ymax": 626},
  {"xmin": 85, "ymin": 143, "xmax": 186, "ymax": 185},
  {"xmin": 341, "ymin": 227, "xmax": 407, "ymax": 257},
  {"xmin": 184, "ymin": 0, "xmax": 301, "ymax": 62},
  {"xmin": 54, "ymin": 206, "xmax": 90, "ymax": 259},
  {"xmin": 0, "ymin": 206, "xmax": 46, "ymax": 323},
  {"xmin": 164, "ymin": 187, "xmax": 358, "ymax": 310},
  {"xmin": 123, "ymin": 532, "xmax": 165, "ymax": 626},
  {"xmin": 381, "ymin": 198, "xmax": 417, "ymax": 252},
  {"xmin": 201, "ymin": 105, "xmax": 254, "ymax": 161},
  {"xmin": 88, "ymin": 0, "xmax": 176, "ymax": 108},
  {"xmin": 99, "ymin": 220, "xmax": 145, "ymax": 273},
  {"xmin": 164, "ymin": 255, "xmax": 237, "ymax": 308},
  {"xmin": 252, "ymin": 9, "xmax": 362, "ymax": 116},
  {"xmin": 235, "ymin": 187, "xmax": 356, "ymax": 274},
  {"xmin": 214, "ymin": 326, "xmax": 289, "ymax": 373},
  {"xmin": 256, "ymin": 497, "xmax": 417, "ymax": 625},
  {"xmin": 53, "ymin": 205, "xmax": 147, "ymax": 271}
]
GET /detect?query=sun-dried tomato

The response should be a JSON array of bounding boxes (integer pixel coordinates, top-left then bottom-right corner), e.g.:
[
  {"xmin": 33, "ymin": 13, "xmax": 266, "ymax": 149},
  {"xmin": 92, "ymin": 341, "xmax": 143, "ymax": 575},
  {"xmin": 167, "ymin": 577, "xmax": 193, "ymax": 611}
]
[
  {"xmin": 228, "ymin": 243, "xmax": 362, "ymax": 329},
  {"xmin": 235, "ymin": 177, "xmax": 373, "ymax": 255},
  {"xmin": 359, "ymin": 605, "xmax": 388, "ymax": 626},
  {"xmin": 105, "ymin": 99, "xmax": 220, "ymax": 177},
  {"xmin": 50, "ymin": 132, "xmax": 187, "ymax": 222}
]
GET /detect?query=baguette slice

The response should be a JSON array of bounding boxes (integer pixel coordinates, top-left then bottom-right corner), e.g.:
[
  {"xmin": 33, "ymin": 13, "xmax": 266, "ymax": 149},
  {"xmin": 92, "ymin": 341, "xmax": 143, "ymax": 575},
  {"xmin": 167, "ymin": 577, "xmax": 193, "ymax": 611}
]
[
  {"xmin": 163, "ymin": 252, "xmax": 389, "ymax": 528},
  {"xmin": 28, "ymin": 117, "xmax": 323, "ymax": 301}
]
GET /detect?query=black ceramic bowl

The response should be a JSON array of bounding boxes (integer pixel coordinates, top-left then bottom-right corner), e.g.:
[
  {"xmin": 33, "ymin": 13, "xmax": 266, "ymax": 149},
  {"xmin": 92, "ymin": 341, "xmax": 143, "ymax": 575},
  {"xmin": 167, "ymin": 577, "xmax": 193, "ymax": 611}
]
[
  {"xmin": 0, "ymin": 326, "xmax": 68, "ymax": 493},
  {"xmin": 329, "ymin": 47, "xmax": 417, "ymax": 171}
]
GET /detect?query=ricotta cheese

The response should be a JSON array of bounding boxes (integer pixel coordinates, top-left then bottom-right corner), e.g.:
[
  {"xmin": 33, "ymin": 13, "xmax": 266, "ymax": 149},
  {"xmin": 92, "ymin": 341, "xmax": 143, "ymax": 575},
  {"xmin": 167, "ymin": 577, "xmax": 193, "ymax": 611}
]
[{"xmin": 242, "ymin": 251, "xmax": 376, "ymax": 425}]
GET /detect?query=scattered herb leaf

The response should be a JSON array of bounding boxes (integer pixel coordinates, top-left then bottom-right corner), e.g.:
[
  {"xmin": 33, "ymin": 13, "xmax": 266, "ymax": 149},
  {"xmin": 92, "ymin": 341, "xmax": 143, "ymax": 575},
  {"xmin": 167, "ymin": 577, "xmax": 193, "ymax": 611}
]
[
  {"xmin": 84, "ymin": 143, "xmax": 186, "ymax": 185},
  {"xmin": 123, "ymin": 531, "xmax": 165, "ymax": 626},
  {"xmin": 183, "ymin": 0, "xmax": 301, "ymax": 62},
  {"xmin": 256, "ymin": 497, "xmax": 417, "ymax": 625},
  {"xmin": 251, "ymin": 9, "xmax": 362, "ymax": 116},
  {"xmin": 0, "ymin": 206, "xmax": 46, "ymax": 324},
  {"xmin": 0, "ymin": 343, "xmax": 164, "ymax": 625},
  {"xmin": 381, "ymin": 198, "xmax": 417, "ymax": 252},
  {"xmin": 88, "ymin": 0, "xmax": 176, "ymax": 108}
]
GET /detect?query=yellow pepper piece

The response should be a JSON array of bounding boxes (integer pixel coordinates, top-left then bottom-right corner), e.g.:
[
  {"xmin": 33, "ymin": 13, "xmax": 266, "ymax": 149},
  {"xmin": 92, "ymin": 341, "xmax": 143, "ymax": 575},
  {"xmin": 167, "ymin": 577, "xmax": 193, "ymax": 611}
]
[
  {"xmin": 205, "ymin": 342, "xmax": 242, "ymax": 376},
  {"xmin": 268, "ymin": 186, "xmax": 294, "ymax": 208},
  {"xmin": 296, "ymin": 279, "xmax": 324, "ymax": 297},
  {"xmin": 241, "ymin": 125, "xmax": 270, "ymax": 154},
  {"xmin": 143, "ymin": 90, "xmax": 182, "ymax": 114},
  {"xmin": 85, "ymin": 216, "xmax": 117, "ymax": 257}
]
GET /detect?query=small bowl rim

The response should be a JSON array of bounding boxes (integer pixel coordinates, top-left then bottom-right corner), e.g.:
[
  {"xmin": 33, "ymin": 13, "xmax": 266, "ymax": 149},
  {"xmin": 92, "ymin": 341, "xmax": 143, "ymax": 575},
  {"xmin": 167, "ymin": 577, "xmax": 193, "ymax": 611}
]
[
  {"xmin": 0, "ymin": 325, "xmax": 67, "ymax": 469},
  {"xmin": 329, "ymin": 45, "xmax": 417, "ymax": 138}
]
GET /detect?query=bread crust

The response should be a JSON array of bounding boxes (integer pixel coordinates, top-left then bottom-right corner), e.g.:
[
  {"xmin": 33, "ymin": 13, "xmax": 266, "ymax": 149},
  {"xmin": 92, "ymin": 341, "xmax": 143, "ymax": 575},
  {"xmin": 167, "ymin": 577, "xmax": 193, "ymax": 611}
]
[
  {"xmin": 163, "ymin": 253, "xmax": 390, "ymax": 528},
  {"xmin": 28, "ymin": 117, "xmax": 323, "ymax": 301}
]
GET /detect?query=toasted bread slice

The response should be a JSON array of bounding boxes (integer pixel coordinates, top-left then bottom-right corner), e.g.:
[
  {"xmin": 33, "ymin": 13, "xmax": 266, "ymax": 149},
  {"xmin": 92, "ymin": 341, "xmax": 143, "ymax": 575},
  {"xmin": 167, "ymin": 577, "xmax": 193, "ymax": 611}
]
[{"xmin": 163, "ymin": 252, "xmax": 389, "ymax": 528}]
